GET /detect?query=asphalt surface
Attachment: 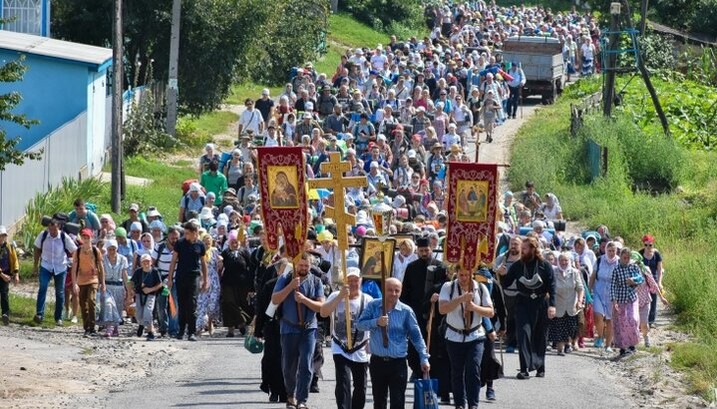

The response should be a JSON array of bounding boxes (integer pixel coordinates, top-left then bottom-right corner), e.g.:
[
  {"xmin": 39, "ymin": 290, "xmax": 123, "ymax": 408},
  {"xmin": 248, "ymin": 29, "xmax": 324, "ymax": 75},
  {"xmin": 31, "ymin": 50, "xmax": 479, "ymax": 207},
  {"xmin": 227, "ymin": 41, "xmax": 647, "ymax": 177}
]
[{"xmin": 98, "ymin": 334, "xmax": 634, "ymax": 409}]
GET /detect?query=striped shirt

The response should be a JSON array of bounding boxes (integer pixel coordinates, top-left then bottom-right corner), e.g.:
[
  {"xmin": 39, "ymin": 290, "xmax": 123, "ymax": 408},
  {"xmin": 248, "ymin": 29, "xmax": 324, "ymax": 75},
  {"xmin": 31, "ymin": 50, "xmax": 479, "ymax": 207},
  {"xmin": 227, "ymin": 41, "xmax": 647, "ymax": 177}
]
[
  {"xmin": 356, "ymin": 299, "xmax": 429, "ymax": 365},
  {"xmin": 151, "ymin": 242, "xmax": 174, "ymax": 279}
]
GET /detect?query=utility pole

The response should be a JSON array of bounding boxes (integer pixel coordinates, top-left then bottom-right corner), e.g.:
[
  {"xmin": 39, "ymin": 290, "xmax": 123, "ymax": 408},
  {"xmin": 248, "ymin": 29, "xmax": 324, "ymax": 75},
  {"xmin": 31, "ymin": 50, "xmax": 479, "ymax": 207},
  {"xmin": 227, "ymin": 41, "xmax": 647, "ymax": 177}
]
[
  {"xmin": 603, "ymin": 2, "xmax": 621, "ymax": 117},
  {"xmin": 111, "ymin": 0, "xmax": 123, "ymax": 213},
  {"xmin": 639, "ymin": 0, "xmax": 649, "ymax": 35},
  {"xmin": 166, "ymin": 0, "xmax": 182, "ymax": 137}
]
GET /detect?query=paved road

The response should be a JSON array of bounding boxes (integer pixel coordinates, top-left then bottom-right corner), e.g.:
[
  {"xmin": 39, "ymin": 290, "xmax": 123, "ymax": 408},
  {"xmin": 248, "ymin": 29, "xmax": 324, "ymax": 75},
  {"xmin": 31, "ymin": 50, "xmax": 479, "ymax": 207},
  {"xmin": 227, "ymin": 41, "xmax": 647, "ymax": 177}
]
[{"xmin": 97, "ymin": 334, "xmax": 634, "ymax": 409}]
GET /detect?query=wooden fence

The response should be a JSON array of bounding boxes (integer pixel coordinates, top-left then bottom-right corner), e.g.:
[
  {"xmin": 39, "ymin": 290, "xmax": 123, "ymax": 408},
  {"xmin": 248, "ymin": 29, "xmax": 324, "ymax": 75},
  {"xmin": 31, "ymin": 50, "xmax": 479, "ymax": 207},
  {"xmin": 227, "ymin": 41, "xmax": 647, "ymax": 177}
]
[{"xmin": 570, "ymin": 91, "xmax": 602, "ymax": 136}]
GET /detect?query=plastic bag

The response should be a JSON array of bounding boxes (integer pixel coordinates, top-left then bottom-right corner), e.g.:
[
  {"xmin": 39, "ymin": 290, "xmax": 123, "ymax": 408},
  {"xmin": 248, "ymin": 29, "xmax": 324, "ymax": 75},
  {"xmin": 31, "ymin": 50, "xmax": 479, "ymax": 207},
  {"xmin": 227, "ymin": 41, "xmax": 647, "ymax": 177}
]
[
  {"xmin": 413, "ymin": 377, "xmax": 439, "ymax": 409},
  {"xmin": 96, "ymin": 290, "xmax": 122, "ymax": 325}
]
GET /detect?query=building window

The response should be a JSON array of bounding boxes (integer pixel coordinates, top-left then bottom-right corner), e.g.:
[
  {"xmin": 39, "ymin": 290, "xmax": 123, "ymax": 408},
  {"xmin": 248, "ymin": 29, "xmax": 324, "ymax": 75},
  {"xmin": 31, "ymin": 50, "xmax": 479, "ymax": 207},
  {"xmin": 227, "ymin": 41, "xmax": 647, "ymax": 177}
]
[{"xmin": 3, "ymin": 0, "xmax": 42, "ymax": 36}]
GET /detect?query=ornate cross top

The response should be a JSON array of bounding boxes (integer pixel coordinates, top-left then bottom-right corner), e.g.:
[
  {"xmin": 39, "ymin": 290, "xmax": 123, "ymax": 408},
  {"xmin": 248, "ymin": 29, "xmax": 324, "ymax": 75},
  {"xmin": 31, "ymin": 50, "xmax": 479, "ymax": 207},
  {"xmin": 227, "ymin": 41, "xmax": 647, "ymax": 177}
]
[{"xmin": 307, "ymin": 152, "xmax": 368, "ymax": 250}]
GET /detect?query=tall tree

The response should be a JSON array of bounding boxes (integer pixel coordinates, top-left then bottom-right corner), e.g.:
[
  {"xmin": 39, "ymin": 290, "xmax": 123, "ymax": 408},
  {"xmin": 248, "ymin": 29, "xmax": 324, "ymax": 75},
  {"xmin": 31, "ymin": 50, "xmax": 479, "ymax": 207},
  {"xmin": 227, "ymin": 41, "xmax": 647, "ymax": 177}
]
[{"xmin": 0, "ymin": 56, "xmax": 41, "ymax": 171}]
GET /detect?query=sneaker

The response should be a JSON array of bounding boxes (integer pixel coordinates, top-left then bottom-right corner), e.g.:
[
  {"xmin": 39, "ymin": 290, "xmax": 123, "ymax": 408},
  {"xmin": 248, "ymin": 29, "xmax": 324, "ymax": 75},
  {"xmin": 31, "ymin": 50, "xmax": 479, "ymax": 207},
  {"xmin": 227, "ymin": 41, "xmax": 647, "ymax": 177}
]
[
  {"xmin": 644, "ymin": 335, "xmax": 651, "ymax": 348},
  {"xmin": 505, "ymin": 346, "xmax": 515, "ymax": 353},
  {"xmin": 605, "ymin": 347, "xmax": 614, "ymax": 353},
  {"xmin": 146, "ymin": 332, "xmax": 156, "ymax": 341},
  {"xmin": 486, "ymin": 387, "xmax": 496, "ymax": 401},
  {"xmin": 269, "ymin": 393, "xmax": 279, "ymax": 403},
  {"xmin": 516, "ymin": 372, "xmax": 530, "ymax": 380},
  {"xmin": 175, "ymin": 333, "xmax": 184, "ymax": 340},
  {"xmin": 2, "ymin": 314, "xmax": 9, "ymax": 325},
  {"xmin": 188, "ymin": 334, "xmax": 198, "ymax": 341},
  {"xmin": 70, "ymin": 316, "xmax": 78, "ymax": 324},
  {"xmin": 56, "ymin": 319, "xmax": 63, "ymax": 326},
  {"xmin": 594, "ymin": 338, "xmax": 603, "ymax": 348},
  {"xmin": 137, "ymin": 325, "xmax": 145, "ymax": 337},
  {"xmin": 564, "ymin": 345, "xmax": 572, "ymax": 354}
]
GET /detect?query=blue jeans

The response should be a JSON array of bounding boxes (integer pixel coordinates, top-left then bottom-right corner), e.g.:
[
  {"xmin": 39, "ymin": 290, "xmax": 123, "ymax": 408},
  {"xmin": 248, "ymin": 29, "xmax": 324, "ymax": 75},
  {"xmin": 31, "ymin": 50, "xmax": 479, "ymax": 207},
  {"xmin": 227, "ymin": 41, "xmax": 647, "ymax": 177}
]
[
  {"xmin": 281, "ymin": 329, "xmax": 317, "ymax": 404},
  {"xmin": 36, "ymin": 267, "xmax": 66, "ymax": 321},
  {"xmin": 156, "ymin": 285, "xmax": 179, "ymax": 335},
  {"xmin": 446, "ymin": 339, "xmax": 485, "ymax": 408}
]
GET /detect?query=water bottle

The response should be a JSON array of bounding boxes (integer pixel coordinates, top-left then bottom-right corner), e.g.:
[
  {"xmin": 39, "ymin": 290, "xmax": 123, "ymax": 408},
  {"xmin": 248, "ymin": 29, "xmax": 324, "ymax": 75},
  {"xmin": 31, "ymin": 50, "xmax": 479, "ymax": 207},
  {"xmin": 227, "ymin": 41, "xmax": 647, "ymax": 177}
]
[{"xmin": 162, "ymin": 286, "xmax": 170, "ymax": 296}]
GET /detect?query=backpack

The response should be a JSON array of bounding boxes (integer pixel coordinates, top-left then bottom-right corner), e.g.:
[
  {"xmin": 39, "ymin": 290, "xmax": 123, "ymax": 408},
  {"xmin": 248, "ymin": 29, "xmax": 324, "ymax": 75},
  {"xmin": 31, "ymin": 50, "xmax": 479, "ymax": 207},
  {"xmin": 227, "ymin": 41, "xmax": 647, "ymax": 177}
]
[
  {"xmin": 438, "ymin": 280, "xmax": 485, "ymax": 339},
  {"xmin": 154, "ymin": 243, "xmax": 167, "ymax": 268},
  {"xmin": 74, "ymin": 246, "xmax": 101, "ymax": 277},
  {"xmin": 183, "ymin": 194, "xmax": 206, "ymax": 212},
  {"xmin": 332, "ymin": 293, "xmax": 368, "ymax": 354},
  {"xmin": 40, "ymin": 231, "xmax": 72, "ymax": 258}
]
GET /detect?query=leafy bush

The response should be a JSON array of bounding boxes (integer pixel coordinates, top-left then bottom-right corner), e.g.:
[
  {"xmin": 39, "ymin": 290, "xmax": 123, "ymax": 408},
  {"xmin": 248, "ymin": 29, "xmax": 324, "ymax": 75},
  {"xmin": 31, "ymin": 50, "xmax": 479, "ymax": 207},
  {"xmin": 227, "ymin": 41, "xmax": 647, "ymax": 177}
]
[
  {"xmin": 18, "ymin": 177, "xmax": 104, "ymax": 250},
  {"xmin": 341, "ymin": 0, "xmax": 425, "ymax": 35},
  {"xmin": 639, "ymin": 31, "xmax": 677, "ymax": 70}
]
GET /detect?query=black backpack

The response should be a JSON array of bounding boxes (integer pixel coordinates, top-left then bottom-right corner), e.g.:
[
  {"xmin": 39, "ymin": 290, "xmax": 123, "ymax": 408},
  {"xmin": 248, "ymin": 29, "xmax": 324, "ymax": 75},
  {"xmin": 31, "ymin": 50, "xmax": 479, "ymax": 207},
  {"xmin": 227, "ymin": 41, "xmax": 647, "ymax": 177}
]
[{"xmin": 40, "ymin": 231, "xmax": 72, "ymax": 258}]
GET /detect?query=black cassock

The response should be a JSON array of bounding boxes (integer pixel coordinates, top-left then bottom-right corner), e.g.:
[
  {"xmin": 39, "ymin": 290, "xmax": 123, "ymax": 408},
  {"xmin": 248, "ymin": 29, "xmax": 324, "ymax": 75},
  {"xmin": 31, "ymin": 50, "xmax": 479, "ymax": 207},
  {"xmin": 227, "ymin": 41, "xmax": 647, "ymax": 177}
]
[{"xmin": 400, "ymin": 256, "xmax": 449, "ymax": 397}]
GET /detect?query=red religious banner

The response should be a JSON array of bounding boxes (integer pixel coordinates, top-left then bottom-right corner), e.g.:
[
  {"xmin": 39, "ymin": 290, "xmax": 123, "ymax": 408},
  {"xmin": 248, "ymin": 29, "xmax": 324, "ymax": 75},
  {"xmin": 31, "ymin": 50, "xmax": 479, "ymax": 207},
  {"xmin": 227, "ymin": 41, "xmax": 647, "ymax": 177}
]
[
  {"xmin": 444, "ymin": 162, "xmax": 499, "ymax": 270},
  {"xmin": 256, "ymin": 147, "xmax": 308, "ymax": 258}
]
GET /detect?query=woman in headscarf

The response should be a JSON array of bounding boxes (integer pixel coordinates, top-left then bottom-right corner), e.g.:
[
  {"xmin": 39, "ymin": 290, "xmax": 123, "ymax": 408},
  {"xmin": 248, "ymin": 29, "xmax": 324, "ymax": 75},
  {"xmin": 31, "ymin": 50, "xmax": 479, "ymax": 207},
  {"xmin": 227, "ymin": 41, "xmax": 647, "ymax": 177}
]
[
  {"xmin": 610, "ymin": 247, "xmax": 645, "ymax": 357},
  {"xmin": 590, "ymin": 241, "xmax": 620, "ymax": 353},
  {"xmin": 573, "ymin": 237, "xmax": 595, "ymax": 348},
  {"xmin": 98, "ymin": 214, "xmax": 117, "ymax": 241},
  {"xmin": 539, "ymin": 193, "xmax": 563, "ymax": 222},
  {"xmin": 132, "ymin": 233, "xmax": 155, "ymax": 274},
  {"xmin": 102, "ymin": 240, "xmax": 129, "ymax": 336},
  {"xmin": 220, "ymin": 230, "xmax": 254, "ymax": 337},
  {"xmin": 196, "ymin": 233, "xmax": 222, "ymax": 336},
  {"xmin": 501, "ymin": 191, "xmax": 517, "ymax": 234},
  {"xmin": 548, "ymin": 252, "xmax": 584, "ymax": 355}
]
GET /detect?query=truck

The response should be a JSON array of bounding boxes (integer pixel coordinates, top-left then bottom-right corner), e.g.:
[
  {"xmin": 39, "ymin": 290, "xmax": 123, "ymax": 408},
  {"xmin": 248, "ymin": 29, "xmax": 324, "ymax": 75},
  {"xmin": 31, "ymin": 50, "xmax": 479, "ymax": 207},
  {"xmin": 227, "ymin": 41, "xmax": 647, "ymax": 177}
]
[{"xmin": 501, "ymin": 36, "xmax": 565, "ymax": 104}]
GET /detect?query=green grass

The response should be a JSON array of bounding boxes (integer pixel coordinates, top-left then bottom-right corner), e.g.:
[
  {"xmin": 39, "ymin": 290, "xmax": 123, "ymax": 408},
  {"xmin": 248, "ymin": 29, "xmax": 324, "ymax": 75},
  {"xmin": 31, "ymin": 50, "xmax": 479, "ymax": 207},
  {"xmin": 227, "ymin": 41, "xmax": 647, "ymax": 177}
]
[
  {"xmin": 226, "ymin": 83, "xmax": 284, "ymax": 105},
  {"xmin": 8, "ymin": 293, "xmax": 67, "ymax": 328},
  {"xmin": 329, "ymin": 13, "xmax": 390, "ymax": 48},
  {"xmin": 508, "ymin": 77, "xmax": 717, "ymax": 398},
  {"xmin": 185, "ymin": 111, "xmax": 238, "ymax": 136}
]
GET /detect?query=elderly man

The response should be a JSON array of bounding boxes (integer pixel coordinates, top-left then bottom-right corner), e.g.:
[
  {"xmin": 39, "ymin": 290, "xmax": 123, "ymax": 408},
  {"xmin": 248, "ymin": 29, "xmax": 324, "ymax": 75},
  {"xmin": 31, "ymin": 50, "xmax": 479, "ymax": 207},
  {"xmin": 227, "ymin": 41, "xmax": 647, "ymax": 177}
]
[
  {"xmin": 272, "ymin": 253, "xmax": 325, "ymax": 409},
  {"xmin": 320, "ymin": 268, "xmax": 373, "ymax": 409},
  {"xmin": 255, "ymin": 88, "xmax": 275, "ymax": 122},
  {"xmin": 238, "ymin": 98, "xmax": 265, "ymax": 136},
  {"xmin": 356, "ymin": 278, "xmax": 430, "ymax": 409}
]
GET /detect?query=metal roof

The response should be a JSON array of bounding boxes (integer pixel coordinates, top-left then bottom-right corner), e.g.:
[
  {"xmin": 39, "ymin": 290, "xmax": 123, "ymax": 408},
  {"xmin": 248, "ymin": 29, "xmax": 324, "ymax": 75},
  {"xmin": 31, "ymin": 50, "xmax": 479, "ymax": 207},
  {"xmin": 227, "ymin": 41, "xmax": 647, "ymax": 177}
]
[{"xmin": 0, "ymin": 30, "xmax": 112, "ymax": 71}]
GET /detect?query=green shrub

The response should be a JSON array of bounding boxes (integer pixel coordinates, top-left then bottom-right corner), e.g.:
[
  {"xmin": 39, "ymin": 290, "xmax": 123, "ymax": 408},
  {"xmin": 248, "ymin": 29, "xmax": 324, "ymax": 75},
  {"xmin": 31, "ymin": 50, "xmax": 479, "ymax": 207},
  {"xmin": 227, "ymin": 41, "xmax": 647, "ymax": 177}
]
[{"xmin": 341, "ymin": 0, "xmax": 425, "ymax": 35}]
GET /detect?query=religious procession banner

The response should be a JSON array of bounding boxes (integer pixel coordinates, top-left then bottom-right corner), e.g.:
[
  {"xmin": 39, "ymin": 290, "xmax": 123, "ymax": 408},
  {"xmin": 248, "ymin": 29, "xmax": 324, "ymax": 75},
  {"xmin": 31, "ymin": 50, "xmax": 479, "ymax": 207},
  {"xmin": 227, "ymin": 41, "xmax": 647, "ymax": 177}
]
[
  {"xmin": 257, "ymin": 147, "xmax": 308, "ymax": 258},
  {"xmin": 445, "ymin": 162, "xmax": 499, "ymax": 270}
]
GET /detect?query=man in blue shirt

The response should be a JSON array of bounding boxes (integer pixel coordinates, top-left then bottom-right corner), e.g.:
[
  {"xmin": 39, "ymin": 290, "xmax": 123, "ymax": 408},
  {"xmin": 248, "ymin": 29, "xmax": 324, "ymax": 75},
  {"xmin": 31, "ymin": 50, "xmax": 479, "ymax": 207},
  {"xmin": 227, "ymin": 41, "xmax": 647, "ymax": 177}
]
[
  {"xmin": 357, "ymin": 277, "xmax": 430, "ymax": 409},
  {"xmin": 272, "ymin": 253, "xmax": 325, "ymax": 409}
]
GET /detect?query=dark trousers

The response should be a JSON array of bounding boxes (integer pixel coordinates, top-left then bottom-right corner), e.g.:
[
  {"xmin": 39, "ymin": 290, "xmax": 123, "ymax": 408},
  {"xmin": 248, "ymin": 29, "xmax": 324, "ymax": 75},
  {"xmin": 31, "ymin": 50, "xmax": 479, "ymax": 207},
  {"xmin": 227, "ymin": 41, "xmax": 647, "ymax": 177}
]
[
  {"xmin": 261, "ymin": 320, "xmax": 287, "ymax": 397},
  {"xmin": 507, "ymin": 86, "xmax": 520, "ymax": 117},
  {"xmin": 515, "ymin": 296, "xmax": 549, "ymax": 373},
  {"xmin": 369, "ymin": 356, "xmax": 408, "ymax": 409},
  {"xmin": 446, "ymin": 339, "xmax": 484, "ymax": 408},
  {"xmin": 176, "ymin": 273, "xmax": 199, "ymax": 336},
  {"xmin": 503, "ymin": 294, "xmax": 518, "ymax": 348},
  {"xmin": 221, "ymin": 284, "xmax": 249, "ymax": 328},
  {"xmin": 333, "ymin": 354, "xmax": 368, "ymax": 409},
  {"xmin": 78, "ymin": 284, "xmax": 97, "ymax": 332},
  {"xmin": 648, "ymin": 293, "xmax": 658, "ymax": 325},
  {"xmin": 0, "ymin": 279, "xmax": 9, "ymax": 316}
]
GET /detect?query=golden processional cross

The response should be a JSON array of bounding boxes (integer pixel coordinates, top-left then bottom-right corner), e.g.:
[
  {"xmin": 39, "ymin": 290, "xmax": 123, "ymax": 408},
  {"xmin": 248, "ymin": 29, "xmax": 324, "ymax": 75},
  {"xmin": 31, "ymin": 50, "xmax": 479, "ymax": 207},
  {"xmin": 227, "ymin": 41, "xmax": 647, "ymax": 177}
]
[{"xmin": 308, "ymin": 152, "xmax": 367, "ymax": 349}]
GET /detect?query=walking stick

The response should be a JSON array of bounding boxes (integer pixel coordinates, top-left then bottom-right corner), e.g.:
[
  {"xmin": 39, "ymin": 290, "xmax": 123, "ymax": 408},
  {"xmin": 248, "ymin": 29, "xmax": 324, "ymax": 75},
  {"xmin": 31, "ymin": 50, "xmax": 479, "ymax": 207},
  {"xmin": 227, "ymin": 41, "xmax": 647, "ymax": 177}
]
[
  {"xmin": 426, "ymin": 302, "xmax": 436, "ymax": 351},
  {"xmin": 499, "ymin": 335, "xmax": 504, "ymax": 368},
  {"xmin": 342, "ymin": 251, "xmax": 353, "ymax": 349},
  {"xmin": 293, "ymin": 254, "xmax": 304, "ymax": 327},
  {"xmin": 380, "ymin": 250, "xmax": 389, "ymax": 348}
]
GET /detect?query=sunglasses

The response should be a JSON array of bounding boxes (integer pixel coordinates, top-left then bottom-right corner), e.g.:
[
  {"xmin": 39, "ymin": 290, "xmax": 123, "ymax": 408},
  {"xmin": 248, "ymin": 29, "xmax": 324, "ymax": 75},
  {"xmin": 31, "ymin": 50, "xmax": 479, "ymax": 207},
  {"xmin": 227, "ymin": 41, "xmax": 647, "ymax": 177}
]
[{"xmin": 644, "ymin": 243, "xmax": 653, "ymax": 247}]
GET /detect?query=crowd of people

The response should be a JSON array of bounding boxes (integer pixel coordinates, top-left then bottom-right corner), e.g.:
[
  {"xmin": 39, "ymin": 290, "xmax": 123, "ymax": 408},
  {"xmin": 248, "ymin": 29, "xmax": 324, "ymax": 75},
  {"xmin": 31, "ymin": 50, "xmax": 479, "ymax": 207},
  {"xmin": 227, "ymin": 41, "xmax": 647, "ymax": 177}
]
[{"xmin": 0, "ymin": 2, "xmax": 665, "ymax": 409}]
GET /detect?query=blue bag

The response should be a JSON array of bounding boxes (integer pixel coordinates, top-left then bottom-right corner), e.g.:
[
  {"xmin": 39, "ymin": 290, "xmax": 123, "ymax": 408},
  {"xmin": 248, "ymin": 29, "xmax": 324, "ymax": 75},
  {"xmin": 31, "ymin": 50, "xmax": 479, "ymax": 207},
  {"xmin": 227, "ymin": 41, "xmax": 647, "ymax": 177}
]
[{"xmin": 413, "ymin": 378, "xmax": 439, "ymax": 409}]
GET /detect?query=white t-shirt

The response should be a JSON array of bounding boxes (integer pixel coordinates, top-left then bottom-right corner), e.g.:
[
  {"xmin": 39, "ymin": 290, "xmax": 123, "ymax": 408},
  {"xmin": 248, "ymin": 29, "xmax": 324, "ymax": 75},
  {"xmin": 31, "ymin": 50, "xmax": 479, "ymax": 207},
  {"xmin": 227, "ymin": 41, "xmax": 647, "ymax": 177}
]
[
  {"xmin": 438, "ymin": 280, "xmax": 492, "ymax": 343},
  {"xmin": 371, "ymin": 54, "xmax": 388, "ymax": 71},
  {"xmin": 581, "ymin": 43, "xmax": 595, "ymax": 60},
  {"xmin": 392, "ymin": 252, "xmax": 417, "ymax": 282},
  {"xmin": 327, "ymin": 291, "xmax": 373, "ymax": 362},
  {"xmin": 239, "ymin": 109, "xmax": 264, "ymax": 135}
]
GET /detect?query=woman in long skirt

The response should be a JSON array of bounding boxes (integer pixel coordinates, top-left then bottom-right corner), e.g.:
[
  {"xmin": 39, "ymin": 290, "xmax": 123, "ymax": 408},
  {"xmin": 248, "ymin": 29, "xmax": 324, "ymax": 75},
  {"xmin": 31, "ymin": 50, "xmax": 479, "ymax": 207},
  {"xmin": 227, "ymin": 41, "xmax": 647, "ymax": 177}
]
[
  {"xmin": 548, "ymin": 253, "xmax": 584, "ymax": 355},
  {"xmin": 610, "ymin": 248, "xmax": 644, "ymax": 357},
  {"xmin": 220, "ymin": 231, "xmax": 254, "ymax": 337},
  {"xmin": 101, "ymin": 240, "xmax": 129, "ymax": 336},
  {"xmin": 196, "ymin": 234, "xmax": 222, "ymax": 336}
]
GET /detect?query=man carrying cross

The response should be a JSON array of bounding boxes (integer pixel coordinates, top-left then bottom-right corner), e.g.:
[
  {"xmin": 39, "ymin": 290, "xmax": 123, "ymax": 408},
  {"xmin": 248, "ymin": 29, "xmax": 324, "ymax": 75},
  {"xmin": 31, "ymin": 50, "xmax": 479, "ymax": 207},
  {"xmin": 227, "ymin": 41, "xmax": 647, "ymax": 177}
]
[{"xmin": 320, "ymin": 267, "xmax": 373, "ymax": 409}]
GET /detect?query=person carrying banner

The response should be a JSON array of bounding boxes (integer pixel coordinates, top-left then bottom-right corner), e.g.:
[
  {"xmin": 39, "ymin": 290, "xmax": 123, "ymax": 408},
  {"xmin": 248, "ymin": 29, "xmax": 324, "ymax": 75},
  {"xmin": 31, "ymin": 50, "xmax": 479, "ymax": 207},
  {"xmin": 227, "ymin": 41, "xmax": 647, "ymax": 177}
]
[
  {"xmin": 272, "ymin": 253, "xmax": 325, "ymax": 409},
  {"xmin": 320, "ymin": 267, "xmax": 373, "ymax": 409},
  {"xmin": 439, "ymin": 266, "xmax": 494, "ymax": 409}
]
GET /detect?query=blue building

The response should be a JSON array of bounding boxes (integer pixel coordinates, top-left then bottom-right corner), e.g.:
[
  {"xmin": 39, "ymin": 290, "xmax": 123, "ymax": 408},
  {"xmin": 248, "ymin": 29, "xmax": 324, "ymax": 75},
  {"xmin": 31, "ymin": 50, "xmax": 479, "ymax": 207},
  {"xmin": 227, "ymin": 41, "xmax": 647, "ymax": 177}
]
[
  {"xmin": 0, "ymin": 30, "xmax": 112, "ymax": 229},
  {"xmin": 0, "ymin": 0, "xmax": 50, "ymax": 37}
]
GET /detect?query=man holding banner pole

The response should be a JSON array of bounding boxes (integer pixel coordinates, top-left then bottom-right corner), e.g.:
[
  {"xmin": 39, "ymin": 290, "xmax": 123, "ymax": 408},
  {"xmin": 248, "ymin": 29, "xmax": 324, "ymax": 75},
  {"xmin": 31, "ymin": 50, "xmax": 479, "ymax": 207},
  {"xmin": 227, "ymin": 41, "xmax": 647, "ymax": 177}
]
[{"xmin": 321, "ymin": 267, "xmax": 373, "ymax": 409}]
